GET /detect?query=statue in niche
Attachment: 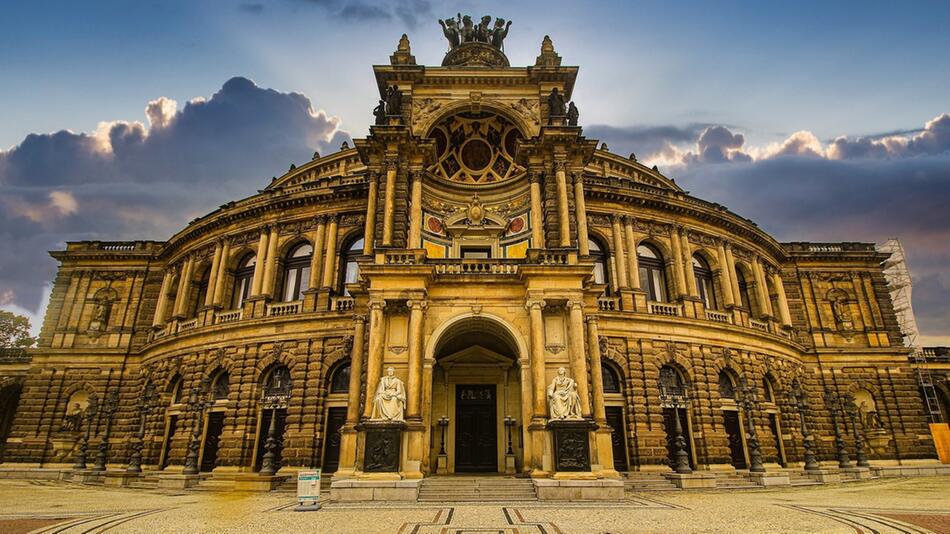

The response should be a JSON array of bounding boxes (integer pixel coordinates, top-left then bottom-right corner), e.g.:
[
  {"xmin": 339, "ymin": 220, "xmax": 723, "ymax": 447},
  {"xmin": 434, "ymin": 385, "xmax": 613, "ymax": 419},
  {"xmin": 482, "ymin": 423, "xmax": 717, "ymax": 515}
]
[
  {"xmin": 88, "ymin": 288, "xmax": 117, "ymax": 339},
  {"xmin": 566, "ymin": 101, "xmax": 579, "ymax": 126},
  {"xmin": 385, "ymin": 86, "xmax": 402, "ymax": 117},
  {"xmin": 373, "ymin": 99, "xmax": 386, "ymax": 125},
  {"xmin": 548, "ymin": 88, "xmax": 566, "ymax": 119},
  {"xmin": 61, "ymin": 402, "xmax": 84, "ymax": 432},
  {"xmin": 491, "ymin": 18, "xmax": 512, "ymax": 49},
  {"xmin": 548, "ymin": 367, "xmax": 583, "ymax": 420},
  {"xmin": 370, "ymin": 367, "xmax": 406, "ymax": 421},
  {"xmin": 827, "ymin": 289, "xmax": 854, "ymax": 334},
  {"xmin": 439, "ymin": 17, "xmax": 460, "ymax": 48}
]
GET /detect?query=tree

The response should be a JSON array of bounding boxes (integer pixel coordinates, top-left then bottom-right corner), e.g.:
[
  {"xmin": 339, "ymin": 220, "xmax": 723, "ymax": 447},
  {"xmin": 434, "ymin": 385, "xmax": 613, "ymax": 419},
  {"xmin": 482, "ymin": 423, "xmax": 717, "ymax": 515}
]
[{"xmin": 0, "ymin": 311, "xmax": 35, "ymax": 348}]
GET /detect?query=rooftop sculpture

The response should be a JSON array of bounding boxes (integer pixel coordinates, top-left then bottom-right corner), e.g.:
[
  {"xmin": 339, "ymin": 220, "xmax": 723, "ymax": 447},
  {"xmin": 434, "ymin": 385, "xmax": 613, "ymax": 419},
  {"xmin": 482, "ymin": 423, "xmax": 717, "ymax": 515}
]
[{"xmin": 440, "ymin": 14, "xmax": 511, "ymax": 51}]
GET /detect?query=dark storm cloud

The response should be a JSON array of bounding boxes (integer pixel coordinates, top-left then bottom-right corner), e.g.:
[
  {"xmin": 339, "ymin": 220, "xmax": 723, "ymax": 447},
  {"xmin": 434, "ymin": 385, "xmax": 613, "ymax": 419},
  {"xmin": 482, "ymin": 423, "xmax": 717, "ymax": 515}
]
[
  {"xmin": 0, "ymin": 77, "xmax": 350, "ymax": 311},
  {"xmin": 583, "ymin": 124, "xmax": 715, "ymax": 160}
]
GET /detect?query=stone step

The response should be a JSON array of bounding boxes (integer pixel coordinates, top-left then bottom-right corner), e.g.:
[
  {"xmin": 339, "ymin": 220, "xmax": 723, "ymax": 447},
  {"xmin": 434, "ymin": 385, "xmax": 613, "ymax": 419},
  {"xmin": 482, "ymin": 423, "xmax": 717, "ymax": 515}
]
[{"xmin": 418, "ymin": 477, "xmax": 537, "ymax": 502}]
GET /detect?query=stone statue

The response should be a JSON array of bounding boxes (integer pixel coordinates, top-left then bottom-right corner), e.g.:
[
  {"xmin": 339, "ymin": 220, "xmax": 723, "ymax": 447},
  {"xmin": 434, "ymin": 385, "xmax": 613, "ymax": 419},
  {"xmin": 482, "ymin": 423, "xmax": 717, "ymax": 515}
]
[
  {"xmin": 547, "ymin": 367, "xmax": 583, "ymax": 420},
  {"xmin": 61, "ymin": 402, "xmax": 83, "ymax": 432},
  {"xmin": 373, "ymin": 99, "xmax": 386, "ymax": 125},
  {"xmin": 566, "ymin": 101, "xmax": 579, "ymax": 126},
  {"xmin": 491, "ymin": 18, "xmax": 512, "ymax": 49},
  {"xmin": 831, "ymin": 298, "xmax": 853, "ymax": 331},
  {"xmin": 459, "ymin": 15, "xmax": 475, "ymax": 43},
  {"xmin": 476, "ymin": 16, "xmax": 492, "ymax": 43},
  {"xmin": 396, "ymin": 33, "xmax": 410, "ymax": 52},
  {"xmin": 439, "ymin": 18, "xmax": 460, "ymax": 48},
  {"xmin": 371, "ymin": 367, "xmax": 406, "ymax": 421},
  {"xmin": 548, "ymin": 88, "xmax": 566, "ymax": 118},
  {"xmin": 385, "ymin": 86, "xmax": 402, "ymax": 117}
]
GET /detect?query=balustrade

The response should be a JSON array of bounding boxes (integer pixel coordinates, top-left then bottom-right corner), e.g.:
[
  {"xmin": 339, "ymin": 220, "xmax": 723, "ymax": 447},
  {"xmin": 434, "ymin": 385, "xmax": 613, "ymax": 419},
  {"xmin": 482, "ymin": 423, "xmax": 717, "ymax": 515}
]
[
  {"xmin": 432, "ymin": 260, "xmax": 519, "ymax": 275},
  {"xmin": 648, "ymin": 301, "xmax": 681, "ymax": 317},
  {"xmin": 215, "ymin": 309, "xmax": 243, "ymax": 324},
  {"xmin": 597, "ymin": 296, "xmax": 619, "ymax": 311},
  {"xmin": 332, "ymin": 296, "xmax": 355, "ymax": 312},
  {"xmin": 267, "ymin": 300, "xmax": 302, "ymax": 317},
  {"xmin": 705, "ymin": 310, "xmax": 731, "ymax": 324}
]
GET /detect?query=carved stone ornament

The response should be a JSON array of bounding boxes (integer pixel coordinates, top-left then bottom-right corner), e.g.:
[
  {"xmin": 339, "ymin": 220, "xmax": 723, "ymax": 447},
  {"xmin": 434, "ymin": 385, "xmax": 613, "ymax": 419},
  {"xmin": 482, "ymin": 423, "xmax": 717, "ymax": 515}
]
[
  {"xmin": 363, "ymin": 422, "xmax": 403, "ymax": 472},
  {"xmin": 370, "ymin": 368, "xmax": 406, "ymax": 422},
  {"xmin": 547, "ymin": 367, "xmax": 583, "ymax": 420},
  {"xmin": 442, "ymin": 41, "xmax": 510, "ymax": 67}
]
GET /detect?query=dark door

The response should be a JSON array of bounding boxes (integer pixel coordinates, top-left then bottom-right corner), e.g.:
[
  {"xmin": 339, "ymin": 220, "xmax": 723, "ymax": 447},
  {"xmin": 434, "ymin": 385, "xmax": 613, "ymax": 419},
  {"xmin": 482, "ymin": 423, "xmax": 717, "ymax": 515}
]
[
  {"xmin": 606, "ymin": 406, "xmax": 628, "ymax": 472},
  {"xmin": 322, "ymin": 407, "xmax": 347, "ymax": 473},
  {"xmin": 455, "ymin": 385, "xmax": 497, "ymax": 472},
  {"xmin": 254, "ymin": 408, "xmax": 287, "ymax": 471},
  {"xmin": 723, "ymin": 410, "xmax": 747, "ymax": 469},
  {"xmin": 768, "ymin": 413, "xmax": 786, "ymax": 467},
  {"xmin": 200, "ymin": 412, "xmax": 225, "ymax": 472},
  {"xmin": 662, "ymin": 407, "xmax": 693, "ymax": 469},
  {"xmin": 161, "ymin": 415, "xmax": 178, "ymax": 469}
]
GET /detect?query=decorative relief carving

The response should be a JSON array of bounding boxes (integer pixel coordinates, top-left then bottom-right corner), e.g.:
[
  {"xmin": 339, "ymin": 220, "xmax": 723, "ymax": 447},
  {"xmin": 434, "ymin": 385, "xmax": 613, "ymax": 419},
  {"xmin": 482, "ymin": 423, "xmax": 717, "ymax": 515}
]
[
  {"xmin": 634, "ymin": 220, "xmax": 673, "ymax": 237},
  {"xmin": 510, "ymin": 98, "xmax": 540, "ymax": 126},
  {"xmin": 411, "ymin": 98, "xmax": 442, "ymax": 127}
]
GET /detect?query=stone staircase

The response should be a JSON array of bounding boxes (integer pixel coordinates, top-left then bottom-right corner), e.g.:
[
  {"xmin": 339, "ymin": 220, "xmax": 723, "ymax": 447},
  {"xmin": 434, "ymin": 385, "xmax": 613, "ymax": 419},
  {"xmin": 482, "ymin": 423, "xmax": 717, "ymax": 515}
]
[
  {"xmin": 418, "ymin": 476, "xmax": 537, "ymax": 502},
  {"xmin": 711, "ymin": 472, "xmax": 761, "ymax": 489},
  {"xmin": 785, "ymin": 470, "xmax": 822, "ymax": 487},
  {"xmin": 623, "ymin": 472, "xmax": 679, "ymax": 491}
]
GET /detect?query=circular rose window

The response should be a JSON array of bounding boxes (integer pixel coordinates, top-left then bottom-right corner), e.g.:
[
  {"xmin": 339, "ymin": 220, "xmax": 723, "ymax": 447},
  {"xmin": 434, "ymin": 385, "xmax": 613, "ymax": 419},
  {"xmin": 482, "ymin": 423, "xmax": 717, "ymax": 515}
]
[{"xmin": 427, "ymin": 111, "xmax": 524, "ymax": 185}]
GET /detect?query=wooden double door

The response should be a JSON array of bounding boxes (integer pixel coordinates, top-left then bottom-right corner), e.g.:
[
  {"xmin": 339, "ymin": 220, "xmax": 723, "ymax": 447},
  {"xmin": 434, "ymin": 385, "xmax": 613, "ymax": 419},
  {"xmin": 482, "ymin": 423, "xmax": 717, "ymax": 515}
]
[{"xmin": 454, "ymin": 385, "xmax": 498, "ymax": 472}]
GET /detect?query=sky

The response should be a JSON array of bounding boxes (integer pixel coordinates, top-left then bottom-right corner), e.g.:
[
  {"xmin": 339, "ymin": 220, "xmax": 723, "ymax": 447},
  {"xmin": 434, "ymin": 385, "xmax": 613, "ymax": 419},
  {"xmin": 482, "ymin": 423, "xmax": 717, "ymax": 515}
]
[{"xmin": 0, "ymin": 0, "xmax": 948, "ymax": 344}]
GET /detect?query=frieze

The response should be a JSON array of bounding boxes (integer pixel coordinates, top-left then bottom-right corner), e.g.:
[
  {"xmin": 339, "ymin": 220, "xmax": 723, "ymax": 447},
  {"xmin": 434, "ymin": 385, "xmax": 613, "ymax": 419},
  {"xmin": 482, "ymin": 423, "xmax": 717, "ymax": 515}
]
[
  {"xmin": 686, "ymin": 230, "xmax": 718, "ymax": 247},
  {"xmin": 587, "ymin": 214, "xmax": 611, "ymax": 227},
  {"xmin": 339, "ymin": 213, "xmax": 366, "ymax": 227},
  {"xmin": 634, "ymin": 220, "xmax": 672, "ymax": 237},
  {"xmin": 411, "ymin": 98, "xmax": 442, "ymax": 128},
  {"xmin": 92, "ymin": 271, "xmax": 130, "ymax": 281},
  {"xmin": 510, "ymin": 97, "xmax": 540, "ymax": 126}
]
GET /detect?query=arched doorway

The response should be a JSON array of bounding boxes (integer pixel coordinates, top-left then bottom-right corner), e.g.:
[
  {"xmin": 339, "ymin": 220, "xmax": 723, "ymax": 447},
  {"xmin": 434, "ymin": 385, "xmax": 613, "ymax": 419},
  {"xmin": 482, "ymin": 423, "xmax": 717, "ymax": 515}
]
[
  {"xmin": 0, "ymin": 381, "xmax": 23, "ymax": 463},
  {"xmin": 429, "ymin": 316, "xmax": 524, "ymax": 474}
]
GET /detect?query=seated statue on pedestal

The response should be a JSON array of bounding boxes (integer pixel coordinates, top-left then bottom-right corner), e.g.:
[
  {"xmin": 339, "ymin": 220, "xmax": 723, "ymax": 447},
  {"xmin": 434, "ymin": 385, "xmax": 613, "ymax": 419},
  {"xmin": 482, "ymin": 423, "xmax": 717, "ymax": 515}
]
[
  {"xmin": 370, "ymin": 367, "xmax": 406, "ymax": 421},
  {"xmin": 548, "ymin": 367, "xmax": 582, "ymax": 420}
]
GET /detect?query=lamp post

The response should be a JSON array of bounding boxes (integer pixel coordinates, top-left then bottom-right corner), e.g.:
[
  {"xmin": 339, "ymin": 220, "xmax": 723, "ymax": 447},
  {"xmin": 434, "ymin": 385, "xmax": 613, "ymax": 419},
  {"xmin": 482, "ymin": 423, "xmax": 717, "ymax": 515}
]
[
  {"xmin": 659, "ymin": 386, "xmax": 692, "ymax": 474},
  {"xmin": 437, "ymin": 416, "xmax": 449, "ymax": 456},
  {"xmin": 824, "ymin": 387, "xmax": 852, "ymax": 469},
  {"xmin": 73, "ymin": 393, "xmax": 99, "ymax": 470},
  {"xmin": 788, "ymin": 380, "xmax": 820, "ymax": 471},
  {"xmin": 127, "ymin": 381, "xmax": 156, "ymax": 474},
  {"xmin": 259, "ymin": 403, "xmax": 281, "ymax": 476},
  {"xmin": 182, "ymin": 376, "xmax": 210, "ymax": 476},
  {"xmin": 739, "ymin": 378, "xmax": 766, "ymax": 473},
  {"xmin": 843, "ymin": 393, "xmax": 870, "ymax": 468},
  {"xmin": 92, "ymin": 388, "xmax": 119, "ymax": 472},
  {"xmin": 504, "ymin": 416, "xmax": 517, "ymax": 455}
]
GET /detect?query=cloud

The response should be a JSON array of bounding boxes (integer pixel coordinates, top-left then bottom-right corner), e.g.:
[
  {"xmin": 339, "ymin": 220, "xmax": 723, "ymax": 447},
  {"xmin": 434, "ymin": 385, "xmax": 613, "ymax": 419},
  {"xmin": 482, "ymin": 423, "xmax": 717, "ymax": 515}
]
[
  {"xmin": 0, "ymin": 77, "xmax": 350, "ymax": 314},
  {"xmin": 238, "ymin": 3, "xmax": 264, "ymax": 14},
  {"xmin": 583, "ymin": 123, "xmax": 714, "ymax": 161}
]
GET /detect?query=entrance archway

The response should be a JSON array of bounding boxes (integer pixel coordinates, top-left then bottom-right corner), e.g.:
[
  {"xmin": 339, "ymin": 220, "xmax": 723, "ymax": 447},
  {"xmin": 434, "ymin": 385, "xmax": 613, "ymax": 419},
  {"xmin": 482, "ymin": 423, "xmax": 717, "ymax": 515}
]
[
  {"xmin": 0, "ymin": 381, "xmax": 23, "ymax": 463},
  {"xmin": 428, "ymin": 315, "xmax": 525, "ymax": 475}
]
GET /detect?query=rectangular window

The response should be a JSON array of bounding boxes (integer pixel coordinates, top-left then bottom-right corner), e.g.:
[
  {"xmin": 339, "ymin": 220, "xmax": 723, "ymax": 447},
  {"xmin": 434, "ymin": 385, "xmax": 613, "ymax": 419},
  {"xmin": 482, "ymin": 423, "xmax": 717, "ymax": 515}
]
[{"xmin": 461, "ymin": 247, "xmax": 491, "ymax": 259}]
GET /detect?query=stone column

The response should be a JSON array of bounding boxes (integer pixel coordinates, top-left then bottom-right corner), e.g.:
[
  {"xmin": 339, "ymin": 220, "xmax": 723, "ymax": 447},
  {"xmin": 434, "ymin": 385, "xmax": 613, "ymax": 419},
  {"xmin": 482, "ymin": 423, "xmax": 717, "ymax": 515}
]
[
  {"xmin": 211, "ymin": 239, "xmax": 230, "ymax": 307},
  {"xmin": 586, "ymin": 316, "xmax": 606, "ymax": 423},
  {"xmin": 321, "ymin": 216, "xmax": 339, "ymax": 289},
  {"xmin": 724, "ymin": 243, "xmax": 742, "ymax": 306},
  {"xmin": 772, "ymin": 271, "xmax": 792, "ymax": 327},
  {"xmin": 529, "ymin": 172, "xmax": 544, "ymax": 247},
  {"xmin": 669, "ymin": 226, "xmax": 687, "ymax": 298},
  {"xmin": 250, "ymin": 229, "xmax": 269, "ymax": 296},
  {"xmin": 308, "ymin": 217, "xmax": 326, "ymax": 291},
  {"xmin": 526, "ymin": 298, "xmax": 547, "ymax": 418},
  {"xmin": 573, "ymin": 173, "xmax": 590, "ymax": 255},
  {"xmin": 567, "ymin": 299, "xmax": 592, "ymax": 418},
  {"xmin": 681, "ymin": 227, "xmax": 698, "ymax": 297},
  {"xmin": 555, "ymin": 161, "xmax": 571, "ymax": 247},
  {"xmin": 624, "ymin": 217, "xmax": 640, "ymax": 289},
  {"xmin": 362, "ymin": 298, "xmax": 386, "ymax": 419},
  {"xmin": 408, "ymin": 172, "xmax": 423, "ymax": 249},
  {"xmin": 346, "ymin": 315, "xmax": 366, "ymax": 424},
  {"xmin": 363, "ymin": 173, "xmax": 378, "ymax": 255},
  {"xmin": 716, "ymin": 240, "xmax": 735, "ymax": 308},
  {"xmin": 205, "ymin": 242, "xmax": 223, "ymax": 307},
  {"xmin": 152, "ymin": 270, "xmax": 174, "ymax": 326},
  {"xmin": 610, "ymin": 215, "xmax": 629, "ymax": 288},
  {"xmin": 173, "ymin": 256, "xmax": 194, "ymax": 317},
  {"xmin": 381, "ymin": 159, "xmax": 397, "ymax": 247},
  {"xmin": 406, "ymin": 299, "xmax": 426, "ymax": 419},
  {"xmin": 752, "ymin": 257, "xmax": 773, "ymax": 318},
  {"xmin": 261, "ymin": 226, "xmax": 280, "ymax": 297}
]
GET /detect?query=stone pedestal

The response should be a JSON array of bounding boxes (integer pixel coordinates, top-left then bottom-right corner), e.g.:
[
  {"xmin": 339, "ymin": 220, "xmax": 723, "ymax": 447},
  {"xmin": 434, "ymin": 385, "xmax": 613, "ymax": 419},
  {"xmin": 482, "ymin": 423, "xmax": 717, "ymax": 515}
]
[
  {"xmin": 232, "ymin": 473, "xmax": 289, "ymax": 491},
  {"xmin": 748, "ymin": 472, "xmax": 790, "ymax": 486},
  {"xmin": 74, "ymin": 470, "xmax": 105, "ymax": 484},
  {"xmin": 505, "ymin": 454, "xmax": 517, "ymax": 475},
  {"xmin": 533, "ymin": 478, "xmax": 624, "ymax": 501},
  {"xmin": 841, "ymin": 467, "xmax": 872, "ymax": 480},
  {"xmin": 360, "ymin": 421, "xmax": 406, "ymax": 473},
  {"xmin": 663, "ymin": 472, "xmax": 717, "ymax": 489},
  {"xmin": 103, "ymin": 471, "xmax": 142, "ymax": 487},
  {"xmin": 547, "ymin": 419, "xmax": 597, "ymax": 473},
  {"xmin": 158, "ymin": 473, "xmax": 200, "ymax": 489},
  {"xmin": 436, "ymin": 454, "xmax": 449, "ymax": 475},
  {"xmin": 804, "ymin": 468, "xmax": 841, "ymax": 484},
  {"xmin": 330, "ymin": 479, "xmax": 420, "ymax": 502}
]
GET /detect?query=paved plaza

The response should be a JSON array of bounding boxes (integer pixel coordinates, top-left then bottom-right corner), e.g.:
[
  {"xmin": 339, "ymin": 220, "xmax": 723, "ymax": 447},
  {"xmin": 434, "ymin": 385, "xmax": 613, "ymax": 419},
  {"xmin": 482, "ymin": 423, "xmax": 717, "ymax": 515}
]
[{"xmin": 0, "ymin": 476, "xmax": 949, "ymax": 533}]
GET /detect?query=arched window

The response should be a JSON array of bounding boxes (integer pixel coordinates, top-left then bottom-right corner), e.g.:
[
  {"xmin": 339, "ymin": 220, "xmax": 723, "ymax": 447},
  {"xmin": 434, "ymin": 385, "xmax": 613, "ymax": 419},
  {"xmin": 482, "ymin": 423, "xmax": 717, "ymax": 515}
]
[
  {"xmin": 735, "ymin": 268, "xmax": 753, "ymax": 311},
  {"xmin": 659, "ymin": 365, "xmax": 685, "ymax": 396},
  {"xmin": 212, "ymin": 371, "xmax": 230, "ymax": 401},
  {"xmin": 192, "ymin": 266, "xmax": 211, "ymax": 317},
  {"xmin": 602, "ymin": 363, "xmax": 622, "ymax": 394},
  {"xmin": 262, "ymin": 365, "xmax": 292, "ymax": 399},
  {"xmin": 692, "ymin": 254, "xmax": 718, "ymax": 310},
  {"xmin": 168, "ymin": 376, "xmax": 183, "ymax": 405},
  {"xmin": 281, "ymin": 243, "xmax": 313, "ymax": 302},
  {"xmin": 588, "ymin": 237, "xmax": 610, "ymax": 290},
  {"xmin": 763, "ymin": 377, "xmax": 775, "ymax": 403},
  {"xmin": 328, "ymin": 361, "xmax": 351, "ymax": 393},
  {"xmin": 340, "ymin": 236, "xmax": 364, "ymax": 295},
  {"xmin": 231, "ymin": 253, "xmax": 256, "ymax": 309},
  {"xmin": 718, "ymin": 371, "xmax": 736, "ymax": 399},
  {"xmin": 637, "ymin": 244, "xmax": 668, "ymax": 302}
]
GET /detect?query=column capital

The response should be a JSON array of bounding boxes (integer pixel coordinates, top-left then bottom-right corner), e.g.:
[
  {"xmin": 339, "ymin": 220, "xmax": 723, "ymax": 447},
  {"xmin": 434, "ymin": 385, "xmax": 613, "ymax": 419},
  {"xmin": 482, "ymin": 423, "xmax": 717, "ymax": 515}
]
[
  {"xmin": 610, "ymin": 213, "xmax": 623, "ymax": 224},
  {"xmin": 529, "ymin": 171, "xmax": 543, "ymax": 184},
  {"xmin": 406, "ymin": 299, "xmax": 428, "ymax": 311},
  {"xmin": 314, "ymin": 214, "xmax": 327, "ymax": 225},
  {"xmin": 525, "ymin": 297, "xmax": 546, "ymax": 311},
  {"xmin": 553, "ymin": 159, "xmax": 567, "ymax": 171},
  {"xmin": 621, "ymin": 214, "xmax": 636, "ymax": 226},
  {"xmin": 353, "ymin": 314, "xmax": 367, "ymax": 325},
  {"xmin": 585, "ymin": 314, "xmax": 600, "ymax": 326},
  {"xmin": 566, "ymin": 298, "xmax": 585, "ymax": 311},
  {"xmin": 384, "ymin": 158, "xmax": 399, "ymax": 171},
  {"xmin": 368, "ymin": 298, "xmax": 386, "ymax": 311}
]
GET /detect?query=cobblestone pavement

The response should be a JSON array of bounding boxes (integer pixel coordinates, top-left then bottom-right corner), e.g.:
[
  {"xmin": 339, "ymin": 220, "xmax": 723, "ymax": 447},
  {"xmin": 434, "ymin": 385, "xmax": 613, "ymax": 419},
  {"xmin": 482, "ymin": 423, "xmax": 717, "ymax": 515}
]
[{"xmin": 1, "ymin": 477, "xmax": 949, "ymax": 533}]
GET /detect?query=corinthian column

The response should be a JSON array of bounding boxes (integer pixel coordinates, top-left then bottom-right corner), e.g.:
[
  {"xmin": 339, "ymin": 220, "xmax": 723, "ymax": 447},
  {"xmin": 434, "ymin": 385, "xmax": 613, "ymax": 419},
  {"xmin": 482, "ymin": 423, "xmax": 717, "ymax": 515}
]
[
  {"xmin": 752, "ymin": 257, "xmax": 773, "ymax": 318},
  {"xmin": 526, "ymin": 297, "xmax": 547, "ymax": 418},
  {"xmin": 153, "ymin": 270, "xmax": 174, "ymax": 326},
  {"xmin": 406, "ymin": 299, "xmax": 427, "ymax": 419},
  {"xmin": 555, "ymin": 161, "xmax": 571, "ymax": 247},
  {"xmin": 205, "ymin": 242, "xmax": 223, "ymax": 308},
  {"xmin": 670, "ymin": 226, "xmax": 687, "ymax": 298},
  {"xmin": 363, "ymin": 173, "xmax": 378, "ymax": 255},
  {"xmin": 772, "ymin": 270, "xmax": 792, "ymax": 327},
  {"xmin": 362, "ymin": 298, "xmax": 386, "ymax": 419},
  {"xmin": 250, "ymin": 228, "xmax": 269, "ymax": 296},
  {"xmin": 624, "ymin": 217, "xmax": 640, "ymax": 290},
  {"xmin": 346, "ymin": 315, "xmax": 366, "ymax": 424},
  {"xmin": 573, "ymin": 173, "xmax": 590, "ymax": 255},
  {"xmin": 321, "ymin": 215, "xmax": 339, "ymax": 289},
  {"xmin": 308, "ymin": 217, "xmax": 326, "ymax": 290},
  {"xmin": 173, "ymin": 256, "xmax": 194, "ymax": 317},
  {"xmin": 261, "ymin": 225, "xmax": 280, "ymax": 297},
  {"xmin": 211, "ymin": 239, "xmax": 230, "ymax": 307},
  {"xmin": 610, "ymin": 215, "xmax": 629, "ymax": 289},
  {"xmin": 529, "ymin": 172, "xmax": 544, "ymax": 247},
  {"xmin": 381, "ymin": 159, "xmax": 397, "ymax": 247},
  {"xmin": 724, "ymin": 243, "xmax": 742, "ymax": 306},
  {"xmin": 586, "ymin": 316, "xmax": 606, "ymax": 423},
  {"xmin": 408, "ymin": 172, "xmax": 423, "ymax": 249},
  {"xmin": 681, "ymin": 227, "xmax": 698, "ymax": 297},
  {"xmin": 716, "ymin": 240, "xmax": 735, "ymax": 308},
  {"xmin": 567, "ymin": 299, "xmax": 592, "ymax": 418}
]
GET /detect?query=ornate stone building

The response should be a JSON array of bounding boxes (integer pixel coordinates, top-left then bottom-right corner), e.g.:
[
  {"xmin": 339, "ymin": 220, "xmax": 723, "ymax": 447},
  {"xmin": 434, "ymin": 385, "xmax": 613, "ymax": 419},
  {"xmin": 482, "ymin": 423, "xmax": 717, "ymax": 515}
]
[{"xmin": 0, "ymin": 21, "xmax": 942, "ymax": 499}]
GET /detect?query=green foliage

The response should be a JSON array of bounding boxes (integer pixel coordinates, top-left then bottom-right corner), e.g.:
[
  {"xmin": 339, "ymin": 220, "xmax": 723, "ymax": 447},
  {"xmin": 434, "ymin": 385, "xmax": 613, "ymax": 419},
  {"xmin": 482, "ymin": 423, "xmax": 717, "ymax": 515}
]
[{"xmin": 0, "ymin": 310, "xmax": 35, "ymax": 348}]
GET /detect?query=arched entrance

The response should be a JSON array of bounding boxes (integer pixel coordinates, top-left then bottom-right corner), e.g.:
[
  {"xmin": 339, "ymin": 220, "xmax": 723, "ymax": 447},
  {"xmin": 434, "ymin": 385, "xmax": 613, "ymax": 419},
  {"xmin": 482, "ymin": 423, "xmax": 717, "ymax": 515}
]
[
  {"xmin": 0, "ymin": 381, "xmax": 23, "ymax": 463},
  {"xmin": 428, "ymin": 315, "xmax": 524, "ymax": 475}
]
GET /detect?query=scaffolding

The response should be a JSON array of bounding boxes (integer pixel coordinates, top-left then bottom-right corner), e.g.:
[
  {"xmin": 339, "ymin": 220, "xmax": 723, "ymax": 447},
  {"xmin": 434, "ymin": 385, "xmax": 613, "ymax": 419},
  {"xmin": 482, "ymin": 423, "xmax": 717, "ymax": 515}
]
[{"xmin": 877, "ymin": 238, "xmax": 941, "ymax": 422}]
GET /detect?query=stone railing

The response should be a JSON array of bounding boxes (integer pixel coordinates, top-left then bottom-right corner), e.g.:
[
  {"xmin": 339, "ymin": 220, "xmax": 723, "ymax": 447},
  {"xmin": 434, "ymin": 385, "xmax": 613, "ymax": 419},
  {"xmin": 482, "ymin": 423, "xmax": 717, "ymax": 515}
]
[
  {"xmin": 433, "ymin": 260, "xmax": 519, "ymax": 275},
  {"xmin": 750, "ymin": 319, "xmax": 770, "ymax": 333},
  {"xmin": 598, "ymin": 296, "xmax": 620, "ymax": 311},
  {"xmin": 648, "ymin": 301, "xmax": 681, "ymax": 317},
  {"xmin": 267, "ymin": 300, "xmax": 302, "ymax": 317},
  {"xmin": 99, "ymin": 243, "xmax": 136, "ymax": 251},
  {"xmin": 178, "ymin": 318, "xmax": 198, "ymax": 332},
  {"xmin": 215, "ymin": 309, "xmax": 243, "ymax": 324},
  {"xmin": 705, "ymin": 310, "xmax": 731, "ymax": 324},
  {"xmin": 332, "ymin": 296, "xmax": 355, "ymax": 312},
  {"xmin": 384, "ymin": 250, "xmax": 425, "ymax": 265}
]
